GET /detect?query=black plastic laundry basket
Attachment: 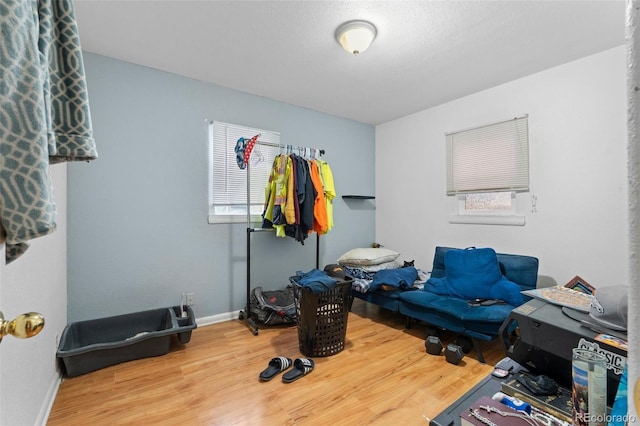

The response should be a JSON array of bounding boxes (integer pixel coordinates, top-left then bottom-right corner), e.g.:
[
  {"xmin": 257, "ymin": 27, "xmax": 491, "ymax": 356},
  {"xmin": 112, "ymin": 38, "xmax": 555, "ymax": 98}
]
[{"xmin": 289, "ymin": 276, "xmax": 353, "ymax": 357}]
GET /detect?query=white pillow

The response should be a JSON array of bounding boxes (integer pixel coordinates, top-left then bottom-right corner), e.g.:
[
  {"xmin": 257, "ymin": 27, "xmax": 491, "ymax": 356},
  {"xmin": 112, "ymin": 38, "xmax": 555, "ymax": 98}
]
[
  {"xmin": 337, "ymin": 247, "xmax": 400, "ymax": 266},
  {"xmin": 356, "ymin": 259, "xmax": 402, "ymax": 273}
]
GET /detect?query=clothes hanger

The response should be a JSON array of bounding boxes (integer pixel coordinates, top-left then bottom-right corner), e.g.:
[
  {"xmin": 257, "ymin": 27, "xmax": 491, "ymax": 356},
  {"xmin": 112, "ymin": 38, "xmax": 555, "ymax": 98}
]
[{"xmin": 251, "ymin": 145, "xmax": 264, "ymax": 166}]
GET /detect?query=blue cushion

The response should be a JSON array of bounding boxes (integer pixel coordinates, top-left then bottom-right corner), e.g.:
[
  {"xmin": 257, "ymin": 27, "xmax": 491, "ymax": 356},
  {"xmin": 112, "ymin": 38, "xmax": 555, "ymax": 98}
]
[
  {"xmin": 488, "ymin": 276, "xmax": 523, "ymax": 306},
  {"xmin": 496, "ymin": 253, "xmax": 539, "ymax": 290},
  {"xmin": 424, "ymin": 248, "xmax": 524, "ymax": 306},
  {"xmin": 445, "ymin": 248, "xmax": 502, "ymax": 293},
  {"xmin": 370, "ymin": 267, "xmax": 418, "ymax": 291},
  {"xmin": 424, "ymin": 276, "xmax": 523, "ymax": 306},
  {"xmin": 399, "ymin": 290, "xmax": 515, "ymax": 324},
  {"xmin": 459, "ymin": 303, "xmax": 515, "ymax": 323},
  {"xmin": 399, "ymin": 290, "xmax": 445, "ymax": 308},
  {"xmin": 430, "ymin": 247, "xmax": 539, "ymax": 291},
  {"xmin": 418, "ymin": 292, "xmax": 470, "ymax": 317}
]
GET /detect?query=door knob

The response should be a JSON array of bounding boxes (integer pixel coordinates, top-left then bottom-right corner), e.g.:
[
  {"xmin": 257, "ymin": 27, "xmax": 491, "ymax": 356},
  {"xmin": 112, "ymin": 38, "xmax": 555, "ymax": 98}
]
[{"xmin": 0, "ymin": 311, "xmax": 45, "ymax": 343}]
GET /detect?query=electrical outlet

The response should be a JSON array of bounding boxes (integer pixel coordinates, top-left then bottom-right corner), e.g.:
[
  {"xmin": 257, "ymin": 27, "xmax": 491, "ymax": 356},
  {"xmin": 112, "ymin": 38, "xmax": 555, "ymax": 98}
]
[{"xmin": 186, "ymin": 292, "xmax": 195, "ymax": 306}]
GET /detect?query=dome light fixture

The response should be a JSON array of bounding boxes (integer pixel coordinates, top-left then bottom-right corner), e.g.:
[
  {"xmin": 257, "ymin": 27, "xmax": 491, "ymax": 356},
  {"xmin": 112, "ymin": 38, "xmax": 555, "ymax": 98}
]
[{"xmin": 335, "ymin": 20, "xmax": 377, "ymax": 56}]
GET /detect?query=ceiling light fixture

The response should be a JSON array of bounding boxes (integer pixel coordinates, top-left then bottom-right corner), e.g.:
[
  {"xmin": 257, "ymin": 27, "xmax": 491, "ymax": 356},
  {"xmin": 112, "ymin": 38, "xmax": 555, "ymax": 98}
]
[{"xmin": 335, "ymin": 20, "xmax": 377, "ymax": 56}]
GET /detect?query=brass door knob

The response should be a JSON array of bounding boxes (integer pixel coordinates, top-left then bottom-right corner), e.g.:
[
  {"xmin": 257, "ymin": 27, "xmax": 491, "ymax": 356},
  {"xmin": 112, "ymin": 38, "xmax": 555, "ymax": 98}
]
[{"xmin": 0, "ymin": 311, "xmax": 45, "ymax": 343}]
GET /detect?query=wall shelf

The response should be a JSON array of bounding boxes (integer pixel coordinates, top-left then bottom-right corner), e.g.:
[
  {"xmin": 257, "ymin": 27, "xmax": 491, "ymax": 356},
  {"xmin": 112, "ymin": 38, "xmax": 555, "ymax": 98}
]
[{"xmin": 342, "ymin": 195, "xmax": 375, "ymax": 199}]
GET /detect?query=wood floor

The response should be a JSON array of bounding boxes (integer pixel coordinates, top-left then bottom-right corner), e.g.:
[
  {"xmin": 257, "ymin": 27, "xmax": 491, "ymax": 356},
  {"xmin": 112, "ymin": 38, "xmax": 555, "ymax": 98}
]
[{"xmin": 48, "ymin": 299, "xmax": 504, "ymax": 425}]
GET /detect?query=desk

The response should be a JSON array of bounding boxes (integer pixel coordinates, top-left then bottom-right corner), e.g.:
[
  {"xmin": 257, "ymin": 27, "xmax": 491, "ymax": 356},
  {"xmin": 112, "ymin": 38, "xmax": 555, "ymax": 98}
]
[
  {"xmin": 501, "ymin": 299, "xmax": 626, "ymax": 406},
  {"xmin": 431, "ymin": 299, "xmax": 627, "ymax": 425}
]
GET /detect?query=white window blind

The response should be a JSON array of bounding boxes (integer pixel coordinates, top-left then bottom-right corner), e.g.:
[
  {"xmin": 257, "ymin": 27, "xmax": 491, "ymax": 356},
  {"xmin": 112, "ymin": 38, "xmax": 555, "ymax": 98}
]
[
  {"xmin": 208, "ymin": 121, "xmax": 280, "ymax": 223},
  {"xmin": 446, "ymin": 115, "xmax": 529, "ymax": 195}
]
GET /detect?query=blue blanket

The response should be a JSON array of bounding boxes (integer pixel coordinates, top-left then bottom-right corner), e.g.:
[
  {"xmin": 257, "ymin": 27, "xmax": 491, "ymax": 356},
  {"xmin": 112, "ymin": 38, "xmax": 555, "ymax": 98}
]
[{"xmin": 370, "ymin": 267, "xmax": 418, "ymax": 291}]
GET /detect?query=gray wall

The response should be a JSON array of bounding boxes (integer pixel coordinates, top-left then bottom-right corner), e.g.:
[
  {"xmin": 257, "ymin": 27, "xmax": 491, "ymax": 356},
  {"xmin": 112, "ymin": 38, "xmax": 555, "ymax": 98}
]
[{"xmin": 67, "ymin": 53, "xmax": 375, "ymax": 322}]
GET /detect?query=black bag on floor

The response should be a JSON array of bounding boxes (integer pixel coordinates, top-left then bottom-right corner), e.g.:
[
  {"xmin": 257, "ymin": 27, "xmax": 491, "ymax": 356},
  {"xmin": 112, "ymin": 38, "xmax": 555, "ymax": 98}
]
[{"xmin": 250, "ymin": 286, "xmax": 297, "ymax": 325}]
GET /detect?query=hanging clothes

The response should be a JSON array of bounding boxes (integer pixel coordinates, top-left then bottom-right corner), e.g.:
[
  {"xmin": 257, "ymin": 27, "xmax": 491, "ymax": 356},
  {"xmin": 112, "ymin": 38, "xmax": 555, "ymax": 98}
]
[
  {"xmin": 284, "ymin": 155, "xmax": 301, "ymax": 240},
  {"xmin": 262, "ymin": 154, "xmax": 291, "ymax": 237},
  {"xmin": 284, "ymin": 155, "xmax": 296, "ymax": 226},
  {"xmin": 308, "ymin": 160, "xmax": 328, "ymax": 235},
  {"xmin": 284, "ymin": 154, "xmax": 315, "ymax": 244},
  {"xmin": 261, "ymin": 151, "xmax": 333, "ymax": 244},
  {"xmin": 297, "ymin": 155, "xmax": 316, "ymax": 240},
  {"xmin": 318, "ymin": 160, "xmax": 336, "ymax": 232}
]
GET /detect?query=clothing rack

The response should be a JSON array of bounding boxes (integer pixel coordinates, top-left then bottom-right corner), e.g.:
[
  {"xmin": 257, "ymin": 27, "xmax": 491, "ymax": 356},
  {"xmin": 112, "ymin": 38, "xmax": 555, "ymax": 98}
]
[{"xmin": 238, "ymin": 139, "xmax": 326, "ymax": 335}]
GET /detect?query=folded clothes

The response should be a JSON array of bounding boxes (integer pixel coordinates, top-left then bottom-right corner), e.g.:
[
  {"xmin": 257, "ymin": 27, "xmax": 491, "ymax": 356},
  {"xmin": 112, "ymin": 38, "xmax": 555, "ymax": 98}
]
[
  {"xmin": 343, "ymin": 266, "xmax": 377, "ymax": 281},
  {"xmin": 295, "ymin": 269, "xmax": 337, "ymax": 293},
  {"xmin": 352, "ymin": 278, "xmax": 371, "ymax": 294}
]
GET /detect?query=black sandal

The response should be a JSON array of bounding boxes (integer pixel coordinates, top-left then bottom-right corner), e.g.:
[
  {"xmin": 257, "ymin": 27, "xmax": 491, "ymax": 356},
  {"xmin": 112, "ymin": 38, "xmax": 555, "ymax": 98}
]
[{"xmin": 259, "ymin": 356, "xmax": 292, "ymax": 381}]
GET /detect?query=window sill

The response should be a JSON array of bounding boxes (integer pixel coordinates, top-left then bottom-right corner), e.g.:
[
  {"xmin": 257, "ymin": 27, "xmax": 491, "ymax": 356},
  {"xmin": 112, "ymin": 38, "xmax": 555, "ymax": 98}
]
[
  {"xmin": 447, "ymin": 215, "xmax": 526, "ymax": 226},
  {"xmin": 208, "ymin": 215, "xmax": 263, "ymax": 225}
]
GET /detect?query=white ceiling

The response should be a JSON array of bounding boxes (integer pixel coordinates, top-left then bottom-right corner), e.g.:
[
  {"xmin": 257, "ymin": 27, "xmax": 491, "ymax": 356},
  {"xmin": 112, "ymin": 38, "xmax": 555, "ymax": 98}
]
[{"xmin": 73, "ymin": 0, "xmax": 626, "ymax": 125}]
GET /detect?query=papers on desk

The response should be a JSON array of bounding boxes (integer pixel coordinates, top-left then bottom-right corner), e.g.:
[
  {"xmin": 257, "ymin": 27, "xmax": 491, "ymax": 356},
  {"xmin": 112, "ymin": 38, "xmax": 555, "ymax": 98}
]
[{"xmin": 522, "ymin": 286, "xmax": 592, "ymax": 312}]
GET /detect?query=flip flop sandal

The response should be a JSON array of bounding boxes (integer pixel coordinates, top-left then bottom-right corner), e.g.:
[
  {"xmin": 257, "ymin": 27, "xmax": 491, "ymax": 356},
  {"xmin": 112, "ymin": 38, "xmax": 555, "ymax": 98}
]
[
  {"xmin": 282, "ymin": 358, "xmax": 314, "ymax": 383},
  {"xmin": 259, "ymin": 356, "xmax": 292, "ymax": 381}
]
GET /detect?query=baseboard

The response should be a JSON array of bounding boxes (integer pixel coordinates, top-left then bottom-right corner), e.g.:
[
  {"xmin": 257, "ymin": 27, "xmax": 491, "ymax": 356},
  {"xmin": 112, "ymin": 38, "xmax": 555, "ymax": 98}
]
[
  {"xmin": 38, "ymin": 371, "xmax": 62, "ymax": 425},
  {"xmin": 196, "ymin": 309, "xmax": 241, "ymax": 327}
]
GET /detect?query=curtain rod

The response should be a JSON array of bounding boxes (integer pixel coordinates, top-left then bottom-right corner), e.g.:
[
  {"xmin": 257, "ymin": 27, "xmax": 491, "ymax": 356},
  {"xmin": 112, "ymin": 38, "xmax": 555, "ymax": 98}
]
[
  {"xmin": 445, "ymin": 114, "xmax": 528, "ymax": 136},
  {"xmin": 204, "ymin": 119, "xmax": 325, "ymax": 155},
  {"xmin": 253, "ymin": 139, "xmax": 325, "ymax": 156}
]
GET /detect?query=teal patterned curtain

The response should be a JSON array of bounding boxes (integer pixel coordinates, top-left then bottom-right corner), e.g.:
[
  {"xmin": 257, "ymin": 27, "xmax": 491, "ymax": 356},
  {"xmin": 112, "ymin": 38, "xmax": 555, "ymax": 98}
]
[{"xmin": 0, "ymin": 0, "xmax": 98, "ymax": 263}]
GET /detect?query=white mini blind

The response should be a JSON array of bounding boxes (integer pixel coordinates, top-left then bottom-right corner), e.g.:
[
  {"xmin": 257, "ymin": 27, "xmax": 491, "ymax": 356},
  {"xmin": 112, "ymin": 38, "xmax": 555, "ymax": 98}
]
[
  {"xmin": 209, "ymin": 121, "xmax": 279, "ymax": 216},
  {"xmin": 446, "ymin": 115, "xmax": 529, "ymax": 195}
]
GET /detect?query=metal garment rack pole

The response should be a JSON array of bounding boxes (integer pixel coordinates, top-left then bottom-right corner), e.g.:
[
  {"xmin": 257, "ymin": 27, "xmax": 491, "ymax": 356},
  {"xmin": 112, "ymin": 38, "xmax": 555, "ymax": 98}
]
[{"xmin": 239, "ymin": 139, "xmax": 324, "ymax": 335}]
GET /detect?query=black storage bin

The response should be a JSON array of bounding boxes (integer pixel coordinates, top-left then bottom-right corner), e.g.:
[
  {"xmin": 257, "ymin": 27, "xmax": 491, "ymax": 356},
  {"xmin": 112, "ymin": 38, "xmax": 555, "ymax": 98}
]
[
  {"xmin": 289, "ymin": 276, "xmax": 353, "ymax": 357},
  {"xmin": 56, "ymin": 305, "xmax": 197, "ymax": 377}
]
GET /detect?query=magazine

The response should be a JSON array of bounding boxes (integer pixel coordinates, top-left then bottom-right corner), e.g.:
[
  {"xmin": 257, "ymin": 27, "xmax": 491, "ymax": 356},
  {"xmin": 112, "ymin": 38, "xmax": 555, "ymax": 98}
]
[
  {"xmin": 501, "ymin": 376, "xmax": 573, "ymax": 423},
  {"xmin": 594, "ymin": 334, "xmax": 628, "ymax": 352},
  {"xmin": 609, "ymin": 365, "xmax": 628, "ymax": 426}
]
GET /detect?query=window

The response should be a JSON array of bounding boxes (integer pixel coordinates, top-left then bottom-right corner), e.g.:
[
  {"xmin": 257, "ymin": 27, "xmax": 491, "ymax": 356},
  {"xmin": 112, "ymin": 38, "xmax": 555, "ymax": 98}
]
[
  {"xmin": 446, "ymin": 115, "xmax": 529, "ymax": 195},
  {"xmin": 446, "ymin": 115, "xmax": 529, "ymax": 225},
  {"xmin": 208, "ymin": 121, "xmax": 280, "ymax": 224},
  {"xmin": 463, "ymin": 191, "xmax": 514, "ymax": 213}
]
